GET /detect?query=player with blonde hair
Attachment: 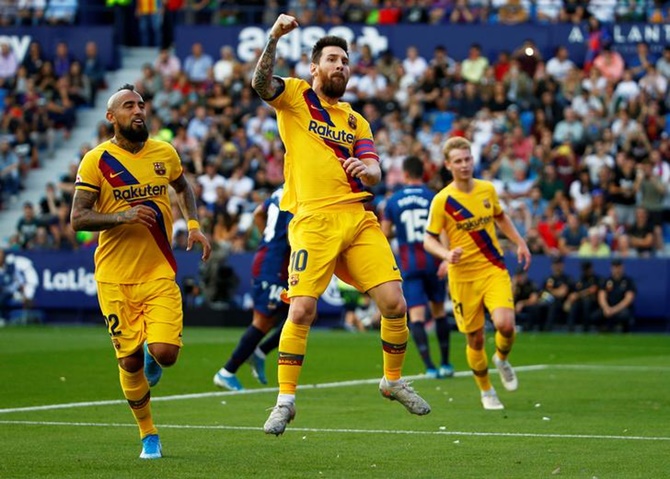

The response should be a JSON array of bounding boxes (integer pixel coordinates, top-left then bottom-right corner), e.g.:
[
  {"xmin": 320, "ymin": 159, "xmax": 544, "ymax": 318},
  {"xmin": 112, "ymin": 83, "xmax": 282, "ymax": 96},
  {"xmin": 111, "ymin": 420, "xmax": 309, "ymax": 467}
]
[{"xmin": 424, "ymin": 137, "xmax": 531, "ymax": 409}]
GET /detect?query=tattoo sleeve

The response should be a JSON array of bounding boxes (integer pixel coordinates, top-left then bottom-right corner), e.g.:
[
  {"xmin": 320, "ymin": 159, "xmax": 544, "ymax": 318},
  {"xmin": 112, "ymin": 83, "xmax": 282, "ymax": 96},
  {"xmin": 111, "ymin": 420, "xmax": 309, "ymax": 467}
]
[
  {"xmin": 251, "ymin": 37, "xmax": 282, "ymax": 99},
  {"xmin": 171, "ymin": 174, "xmax": 199, "ymax": 223},
  {"xmin": 70, "ymin": 189, "xmax": 124, "ymax": 231}
]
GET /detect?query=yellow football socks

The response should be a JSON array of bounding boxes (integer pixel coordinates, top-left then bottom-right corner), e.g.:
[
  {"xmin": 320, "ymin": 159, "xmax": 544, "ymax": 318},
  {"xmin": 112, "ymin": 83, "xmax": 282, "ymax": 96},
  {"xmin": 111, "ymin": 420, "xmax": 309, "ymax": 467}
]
[
  {"xmin": 380, "ymin": 317, "xmax": 408, "ymax": 381},
  {"xmin": 495, "ymin": 330, "xmax": 515, "ymax": 361},
  {"xmin": 277, "ymin": 320, "xmax": 310, "ymax": 395},
  {"xmin": 118, "ymin": 366, "xmax": 157, "ymax": 438},
  {"xmin": 466, "ymin": 345, "xmax": 492, "ymax": 392}
]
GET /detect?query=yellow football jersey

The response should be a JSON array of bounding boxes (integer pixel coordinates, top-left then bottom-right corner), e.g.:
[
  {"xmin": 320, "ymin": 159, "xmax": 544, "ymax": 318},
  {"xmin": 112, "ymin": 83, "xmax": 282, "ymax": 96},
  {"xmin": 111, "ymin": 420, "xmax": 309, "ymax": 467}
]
[
  {"xmin": 75, "ymin": 139, "xmax": 183, "ymax": 283},
  {"xmin": 266, "ymin": 77, "xmax": 378, "ymax": 214},
  {"xmin": 426, "ymin": 179, "xmax": 506, "ymax": 282}
]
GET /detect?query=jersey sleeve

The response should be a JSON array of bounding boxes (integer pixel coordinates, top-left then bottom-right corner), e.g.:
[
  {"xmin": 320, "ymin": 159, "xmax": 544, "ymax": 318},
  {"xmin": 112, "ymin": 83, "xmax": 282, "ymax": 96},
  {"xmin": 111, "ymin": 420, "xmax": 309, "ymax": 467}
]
[
  {"xmin": 353, "ymin": 114, "xmax": 379, "ymax": 162},
  {"xmin": 425, "ymin": 191, "xmax": 447, "ymax": 236},
  {"xmin": 166, "ymin": 143, "xmax": 184, "ymax": 182},
  {"xmin": 489, "ymin": 182, "xmax": 504, "ymax": 217},
  {"xmin": 265, "ymin": 77, "xmax": 302, "ymax": 110},
  {"xmin": 74, "ymin": 150, "xmax": 102, "ymax": 193}
]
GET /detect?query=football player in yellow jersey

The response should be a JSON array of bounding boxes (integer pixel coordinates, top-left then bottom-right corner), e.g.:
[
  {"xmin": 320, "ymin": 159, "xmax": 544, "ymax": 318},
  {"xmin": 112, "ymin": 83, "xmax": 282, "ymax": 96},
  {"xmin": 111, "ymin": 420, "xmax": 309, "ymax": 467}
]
[
  {"xmin": 253, "ymin": 14, "xmax": 430, "ymax": 436},
  {"xmin": 71, "ymin": 84, "xmax": 211, "ymax": 458},
  {"xmin": 424, "ymin": 137, "xmax": 531, "ymax": 410}
]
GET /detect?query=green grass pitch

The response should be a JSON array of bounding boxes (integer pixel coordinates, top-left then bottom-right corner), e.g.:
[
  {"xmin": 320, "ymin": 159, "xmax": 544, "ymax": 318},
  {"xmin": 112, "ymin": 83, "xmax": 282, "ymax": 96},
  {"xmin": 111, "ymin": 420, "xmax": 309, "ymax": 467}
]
[{"xmin": 1, "ymin": 325, "xmax": 668, "ymax": 478}]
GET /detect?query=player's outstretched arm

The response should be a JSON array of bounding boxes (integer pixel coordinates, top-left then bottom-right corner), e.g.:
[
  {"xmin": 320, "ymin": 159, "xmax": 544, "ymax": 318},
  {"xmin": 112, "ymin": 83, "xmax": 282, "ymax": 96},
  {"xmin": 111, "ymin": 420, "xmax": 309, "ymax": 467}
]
[
  {"xmin": 71, "ymin": 189, "xmax": 156, "ymax": 231},
  {"xmin": 252, "ymin": 14, "xmax": 299, "ymax": 99}
]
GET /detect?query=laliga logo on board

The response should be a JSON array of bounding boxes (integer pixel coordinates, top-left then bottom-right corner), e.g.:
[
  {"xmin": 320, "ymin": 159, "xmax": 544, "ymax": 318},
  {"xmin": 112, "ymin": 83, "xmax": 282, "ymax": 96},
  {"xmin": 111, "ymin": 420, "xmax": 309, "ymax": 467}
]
[
  {"xmin": 42, "ymin": 267, "xmax": 97, "ymax": 296},
  {"xmin": 237, "ymin": 26, "xmax": 388, "ymax": 63}
]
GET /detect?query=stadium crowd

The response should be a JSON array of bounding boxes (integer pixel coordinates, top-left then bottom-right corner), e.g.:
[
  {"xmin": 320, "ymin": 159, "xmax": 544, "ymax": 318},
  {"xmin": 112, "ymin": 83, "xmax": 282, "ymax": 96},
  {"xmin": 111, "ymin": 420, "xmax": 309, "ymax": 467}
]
[{"xmin": 1, "ymin": 1, "xmax": 669, "ymax": 327}]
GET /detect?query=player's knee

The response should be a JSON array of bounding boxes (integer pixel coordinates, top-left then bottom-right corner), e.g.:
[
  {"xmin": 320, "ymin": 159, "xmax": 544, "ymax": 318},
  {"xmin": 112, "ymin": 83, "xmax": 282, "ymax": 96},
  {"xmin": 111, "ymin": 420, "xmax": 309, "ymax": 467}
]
[
  {"xmin": 288, "ymin": 300, "xmax": 317, "ymax": 325},
  {"xmin": 118, "ymin": 355, "xmax": 143, "ymax": 373},
  {"xmin": 148, "ymin": 343, "xmax": 180, "ymax": 367},
  {"xmin": 378, "ymin": 296, "xmax": 407, "ymax": 319}
]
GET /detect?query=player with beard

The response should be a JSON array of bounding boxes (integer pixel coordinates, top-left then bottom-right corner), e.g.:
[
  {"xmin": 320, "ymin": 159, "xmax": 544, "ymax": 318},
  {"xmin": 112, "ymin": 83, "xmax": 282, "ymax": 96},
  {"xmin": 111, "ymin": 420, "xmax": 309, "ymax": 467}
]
[
  {"xmin": 71, "ymin": 84, "xmax": 211, "ymax": 458},
  {"xmin": 253, "ymin": 14, "xmax": 430, "ymax": 436}
]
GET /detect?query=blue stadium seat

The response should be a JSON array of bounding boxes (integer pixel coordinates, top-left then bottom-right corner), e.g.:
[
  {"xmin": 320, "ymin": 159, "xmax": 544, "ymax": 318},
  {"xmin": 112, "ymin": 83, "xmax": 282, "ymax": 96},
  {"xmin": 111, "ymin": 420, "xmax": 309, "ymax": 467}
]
[
  {"xmin": 665, "ymin": 113, "xmax": 670, "ymax": 136},
  {"xmin": 520, "ymin": 110, "xmax": 535, "ymax": 135},
  {"xmin": 431, "ymin": 111, "xmax": 456, "ymax": 134}
]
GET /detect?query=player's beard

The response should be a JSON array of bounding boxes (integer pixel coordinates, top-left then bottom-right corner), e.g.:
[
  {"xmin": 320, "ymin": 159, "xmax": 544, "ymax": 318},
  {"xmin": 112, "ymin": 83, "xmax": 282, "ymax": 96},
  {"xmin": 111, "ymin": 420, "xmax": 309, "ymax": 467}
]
[
  {"xmin": 322, "ymin": 74, "xmax": 347, "ymax": 99},
  {"xmin": 118, "ymin": 121, "xmax": 149, "ymax": 143}
]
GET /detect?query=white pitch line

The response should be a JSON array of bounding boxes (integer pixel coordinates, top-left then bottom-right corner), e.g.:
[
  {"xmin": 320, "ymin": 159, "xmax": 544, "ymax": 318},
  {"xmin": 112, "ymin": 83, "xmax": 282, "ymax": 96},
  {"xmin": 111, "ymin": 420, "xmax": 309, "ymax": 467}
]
[
  {"xmin": 1, "ymin": 420, "xmax": 668, "ymax": 442},
  {"xmin": 0, "ymin": 365, "xmax": 548, "ymax": 415}
]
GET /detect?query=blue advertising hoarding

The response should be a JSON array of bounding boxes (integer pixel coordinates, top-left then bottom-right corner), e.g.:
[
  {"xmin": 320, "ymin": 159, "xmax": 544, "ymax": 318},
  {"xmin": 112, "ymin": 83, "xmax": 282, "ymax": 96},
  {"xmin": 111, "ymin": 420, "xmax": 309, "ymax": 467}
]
[{"xmin": 5, "ymin": 250, "xmax": 669, "ymax": 325}]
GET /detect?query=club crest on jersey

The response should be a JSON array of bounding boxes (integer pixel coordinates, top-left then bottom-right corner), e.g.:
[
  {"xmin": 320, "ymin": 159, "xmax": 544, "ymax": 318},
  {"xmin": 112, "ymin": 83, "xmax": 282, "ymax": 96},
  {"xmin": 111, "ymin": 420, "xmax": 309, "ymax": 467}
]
[
  {"xmin": 112, "ymin": 338, "xmax": 121, "ymax": 350},
  {"xmin": 289, "ymin": 274, "xmax": 299, "ymax": 286},
  {"xmin": 348, "ymin": 113, "xmax": 357, "ymax": 130},
  {"xmin": 483, "ymin": 199, "xmax": 491, "ymax": 209},
  {"xmin": 154, "ymin": 162, "xmax": 166, "ymax": 176}
]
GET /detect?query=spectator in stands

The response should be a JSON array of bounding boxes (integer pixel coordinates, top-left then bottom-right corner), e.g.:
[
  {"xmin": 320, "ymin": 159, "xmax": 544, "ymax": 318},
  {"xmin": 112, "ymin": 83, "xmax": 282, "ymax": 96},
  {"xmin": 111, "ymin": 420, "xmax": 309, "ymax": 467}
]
[
  {"xmin": 560, "ymin": 0, "xmax": 588, "ymax": 23},
  {"xmin": 639, "ymin": 65, "xmax": 668, "ymax": 101},
  {"xmin": 552, "ymin": 107, "xmax": 585, "ymax": 149},
  {"xmin": 449, "ymin": 0, "xmax": 477, "ymax": 24},
  {"xmin": 183, "ymin": 42, "xmax": 213, "ymax": 85},
  {"xmin": 16, "ymin": 201, "xmax": 40, "ymax": 248},
  {"xmin": 461, "ymin": 43, "xmax": 488, "ymax": 84},
  {"xmin": 44, "ymin": 0, "xmax": 77, "ymax": 24},
  {"xmin": 53, "ymin": 41, "xmax": 72, "ymax": 79},
  {"xmin": 593, "ymin": 45, "xmax": 625, "ymax": 83},
  {"xmin": 536, "ymin": 0, "xmax": 562, "ymax": 22},
  {"xmin": 65, "ymin": 61, "xmax": 91, "ymax": 107},
  {"xmin": 497, "ymin": 0, "xmax": 530, "ymax": 25},
  {"xmin": 656, "ymin": 45, "xmax": 670, "ymax": 79},
  {"xmin": 213, "ymin": 45, "xmax": 238, "ymax": 86},
  {"xmin": 83, "ymin": 41, "xmax": 107, "ymax": 106},
  {"xmin": 137, "ymin": 0, "xmax": 163, "ymax": 47},
  {"xmin": 16, "ymin": 0, "xmax": 46, "ymax": 25},
  {"xmin": 197, "ymin": 160, "xmax": 227, "ymax": 208},
  {"xmin": 629, "ymin": 42, "xmax": 657, "ymax": 81},
  {"xmin": 565, "ymin": 260, "xmax": 600, "ymax": 332},
  {"xmin": 578, "ymin": 225, "xmax": 611, "ymax": 257},
  {"xmin": 401, "ymin": 45, "xmax": 428, "ymax": 82},
  {"xmin": 0, "ymin": 139, "xmax": 21, "ymax": 202},
  {"xmin": 559, "ymin": 213, "xmax": 588, "ymax": 255},
  {"xmin": 627, "ymin": 206, "xmax": 658, "ymax": 257},
  {"xmin": 154, "ymin": 48, "xmax": 181, "ymax": 80},
  {"xmin": 546, "ymin": 46, "xmax": 575, "ymax": 82},
  {"xmin": 592, "ymin": 259, "xmax": 636, "ymax": 332},
  {"xmin": 21, "ymin": 41, "xmax": 45, "ymax": 76},
  {"xmin": 0, "ymin": 41, "xmax": 18, "ymax": 90}
]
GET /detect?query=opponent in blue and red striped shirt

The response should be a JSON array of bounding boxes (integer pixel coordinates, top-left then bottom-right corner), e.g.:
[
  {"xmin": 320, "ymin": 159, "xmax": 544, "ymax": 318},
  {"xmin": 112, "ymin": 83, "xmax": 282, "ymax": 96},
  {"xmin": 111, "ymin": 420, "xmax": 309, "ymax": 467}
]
[
  {"xmin": 214, "ymin": 187, "xmax": 292, "ymax": 391},
  {"xmin": 381, "ymin": 156, "xmax": 453, "ymax": 379}
]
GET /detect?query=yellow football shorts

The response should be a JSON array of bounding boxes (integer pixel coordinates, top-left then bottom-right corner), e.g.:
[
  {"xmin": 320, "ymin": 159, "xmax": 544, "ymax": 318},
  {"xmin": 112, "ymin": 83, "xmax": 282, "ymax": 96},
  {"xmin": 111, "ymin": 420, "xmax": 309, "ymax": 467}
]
[
  {"xmin": 448, "ymin": 268, "xmax": 514, "ymax": 333},
  {"xmin": 97, "ymin": 279, "xmax": 183, "ymax": 358},
  {"xmin": 287, "ymin": 204, "xmax": 402, "ymax": 298}
]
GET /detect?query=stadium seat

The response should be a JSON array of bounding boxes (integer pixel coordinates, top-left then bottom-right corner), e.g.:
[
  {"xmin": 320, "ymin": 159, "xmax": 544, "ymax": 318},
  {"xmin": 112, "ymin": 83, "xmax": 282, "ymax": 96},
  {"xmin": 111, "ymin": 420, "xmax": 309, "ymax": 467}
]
[
  {"xmin": 431, "ymin": 111, "xmax": 456, "ymax": 134},
  {"xmin": 665, "ymin": 113, "xmax": 670, "ymax": 136},
  {"xmin": 520, "ymin": 110, "xmax": 535, "ymax": 135}
]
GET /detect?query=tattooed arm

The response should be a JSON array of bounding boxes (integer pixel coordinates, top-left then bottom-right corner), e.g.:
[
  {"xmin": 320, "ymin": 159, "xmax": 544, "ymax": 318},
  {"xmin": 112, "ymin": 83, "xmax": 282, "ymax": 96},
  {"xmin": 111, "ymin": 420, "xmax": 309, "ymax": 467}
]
[
  {"xmin": 170, "ymin": 174, "xmax": 212, "ymax": 261},
  {"xmin": 251, "ymin": 14, "xmax": 299, "ymax": 99},
  {"xmin": 70, "ymin": 189, "xmax": 157, "ymax": 231}
]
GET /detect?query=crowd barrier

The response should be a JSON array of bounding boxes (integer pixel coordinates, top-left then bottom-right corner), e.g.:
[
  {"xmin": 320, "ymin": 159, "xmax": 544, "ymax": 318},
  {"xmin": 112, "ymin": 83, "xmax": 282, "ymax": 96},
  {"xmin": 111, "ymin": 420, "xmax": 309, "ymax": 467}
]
[{"xmin": 5, "ymin": 250, "xmax": 669, "ymax": 330}]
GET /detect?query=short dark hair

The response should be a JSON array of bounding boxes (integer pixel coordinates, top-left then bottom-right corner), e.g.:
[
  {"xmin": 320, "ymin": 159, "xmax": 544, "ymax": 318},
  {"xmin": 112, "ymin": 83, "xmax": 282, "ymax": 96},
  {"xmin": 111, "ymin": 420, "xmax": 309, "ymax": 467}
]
[
  {"xmin": 312, "ymin": 36, "xmax": 348, "ymax": 63},
  {"xmin": 117, "ymin": 83, "xmax": 136, "ymax": 93},
  {"xmin": 402, "ymin": 156, "xmax": 424, "ymax": 180}
]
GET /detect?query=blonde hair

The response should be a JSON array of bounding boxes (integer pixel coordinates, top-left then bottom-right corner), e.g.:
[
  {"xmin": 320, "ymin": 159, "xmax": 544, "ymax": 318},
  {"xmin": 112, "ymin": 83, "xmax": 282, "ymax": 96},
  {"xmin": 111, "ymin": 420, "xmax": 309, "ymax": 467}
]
[{"xmin": 442, "ymin": 137, "xmax": 472, "ymax": 162}]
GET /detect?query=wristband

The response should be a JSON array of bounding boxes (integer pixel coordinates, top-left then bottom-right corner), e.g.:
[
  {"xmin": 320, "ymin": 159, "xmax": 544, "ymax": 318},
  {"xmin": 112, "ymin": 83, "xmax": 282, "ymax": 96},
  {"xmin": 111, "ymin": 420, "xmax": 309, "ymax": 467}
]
[{"xmin": 187, "ymin": 219, "xmax": 200, "ymax": 231}]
